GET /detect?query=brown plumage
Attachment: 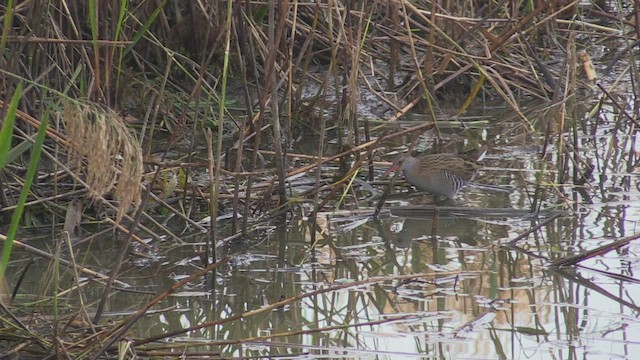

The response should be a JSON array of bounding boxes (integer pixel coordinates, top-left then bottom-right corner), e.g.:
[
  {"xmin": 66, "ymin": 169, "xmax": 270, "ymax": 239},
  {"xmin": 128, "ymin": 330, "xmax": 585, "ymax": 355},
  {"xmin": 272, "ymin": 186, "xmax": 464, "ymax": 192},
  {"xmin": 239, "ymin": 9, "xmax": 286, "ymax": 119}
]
[{"xmin": 388, "ymin": 148, "xmax": 485, "ymax": 198}]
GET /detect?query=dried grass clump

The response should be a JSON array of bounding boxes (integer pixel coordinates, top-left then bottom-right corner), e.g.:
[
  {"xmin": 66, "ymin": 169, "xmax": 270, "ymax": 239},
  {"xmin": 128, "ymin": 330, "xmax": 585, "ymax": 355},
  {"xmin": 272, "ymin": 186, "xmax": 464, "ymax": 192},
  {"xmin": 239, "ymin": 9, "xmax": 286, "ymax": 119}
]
[{"xmin": 62, "ymin": 100, "xmax": 143, "ymax": 221}]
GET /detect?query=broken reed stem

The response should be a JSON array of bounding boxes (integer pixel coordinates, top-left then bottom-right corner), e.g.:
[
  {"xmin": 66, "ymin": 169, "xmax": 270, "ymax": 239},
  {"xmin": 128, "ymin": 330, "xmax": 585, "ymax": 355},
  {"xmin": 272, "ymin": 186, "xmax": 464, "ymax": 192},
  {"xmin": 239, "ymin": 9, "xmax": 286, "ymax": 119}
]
[{"xmin": 552, "ymin": 232, "xmax": 640, "ymax": 267}]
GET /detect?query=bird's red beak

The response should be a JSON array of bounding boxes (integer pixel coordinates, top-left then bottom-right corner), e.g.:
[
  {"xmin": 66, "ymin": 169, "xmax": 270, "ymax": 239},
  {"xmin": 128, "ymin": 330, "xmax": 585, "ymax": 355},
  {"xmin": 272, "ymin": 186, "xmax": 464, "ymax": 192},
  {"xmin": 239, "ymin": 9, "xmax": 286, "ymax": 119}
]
[
  {"xmin": 384, "ymin": 153, "xmax": 406, "ymax": 177},
  {"xmin": 383, "ymin": 162, "xmax": 400, "ymax": 177}
]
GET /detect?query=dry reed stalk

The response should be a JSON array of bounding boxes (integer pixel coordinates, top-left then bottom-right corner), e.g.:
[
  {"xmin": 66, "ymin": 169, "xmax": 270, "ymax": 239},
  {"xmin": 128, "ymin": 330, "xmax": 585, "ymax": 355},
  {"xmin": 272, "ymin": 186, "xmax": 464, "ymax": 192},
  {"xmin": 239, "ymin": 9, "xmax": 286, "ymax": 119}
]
[
  {"xmin": 62, "ymin": 100, "xmax": 143, "ymax": 222},
  {"xmin": 310, "ymin": 76, "xmax": 328, "ymax": 245},
  {"xmin": 206, "ymin": 128, "xmax": 216, "ymax": 264},
  {"xmin": 401, "ymin": 1, "xmax": 439, "ymax": 137},
  {"xmin": 231, "ymin": 4, "xmax": 256, "ymax": 233},
  {"xmin": 268, "ymin": 1, "xmax": 289, "ymax": 210},
  {"xmin": 554, "ymin": 32, "xmax": 574, "ymax": 186},
  {"xmin": 231, "ymin": 119, "xmax": 247, "ymax": 234},
  {"xmin": 552, "ymin": 232, "xmax": 640, "ymax": 267}
]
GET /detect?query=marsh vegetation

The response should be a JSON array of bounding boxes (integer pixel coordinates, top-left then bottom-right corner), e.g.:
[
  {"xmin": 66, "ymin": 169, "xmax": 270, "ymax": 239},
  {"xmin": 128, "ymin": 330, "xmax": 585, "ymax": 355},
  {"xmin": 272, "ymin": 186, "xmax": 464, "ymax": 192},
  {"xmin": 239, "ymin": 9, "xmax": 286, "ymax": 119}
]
[{"xmin": 1, "ymin": 1, "xmax": 640, "ymax": 358}]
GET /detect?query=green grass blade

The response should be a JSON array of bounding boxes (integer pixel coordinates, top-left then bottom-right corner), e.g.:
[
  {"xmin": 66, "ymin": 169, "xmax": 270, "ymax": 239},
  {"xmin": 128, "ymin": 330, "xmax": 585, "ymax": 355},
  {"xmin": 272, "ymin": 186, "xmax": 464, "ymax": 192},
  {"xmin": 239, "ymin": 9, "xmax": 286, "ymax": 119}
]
[
  {"xmin": 124, "ymin": 0, "xmax": 167, "ymax": 56},
  {"xmin": 3, "ymin": 140, "xmax": 32, "ymax": 165},
  {"xmin": 0, "ymin": 111, "xmax": 49, "ymax": 279},
  {"xmin": 111, "ymin": 0, "xmax": 128, "ymax": 60},
  {"xmin": 89, "ymin": 0, "xmax": 98, "ymax": 48},
  {"xmin": 0, "ymin": 83, "xmax": 22, "ymax": 168},
  {"xmin": 113, "ymin": 0, "xmax": 128, "ymax": 43},
  {"xmin": 0, "ymin": 0, "xmax": 15, "ymax": 52}
]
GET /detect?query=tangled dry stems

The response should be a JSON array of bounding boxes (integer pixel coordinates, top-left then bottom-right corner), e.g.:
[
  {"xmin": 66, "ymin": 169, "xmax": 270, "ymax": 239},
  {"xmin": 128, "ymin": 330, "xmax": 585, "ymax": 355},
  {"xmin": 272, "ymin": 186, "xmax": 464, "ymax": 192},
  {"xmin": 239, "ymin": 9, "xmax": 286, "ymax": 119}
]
[{"xmin": 0, "ymin": 1, "xmax": 636, "ymax": 357}]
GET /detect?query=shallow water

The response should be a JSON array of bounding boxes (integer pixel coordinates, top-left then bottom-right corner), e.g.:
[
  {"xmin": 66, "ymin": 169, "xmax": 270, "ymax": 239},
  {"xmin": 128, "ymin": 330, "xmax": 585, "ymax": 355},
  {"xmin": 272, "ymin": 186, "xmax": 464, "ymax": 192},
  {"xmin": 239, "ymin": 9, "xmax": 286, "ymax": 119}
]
[{"xmin": 7, "ymin": 92, "xmax": 640, "ymax": 359}]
